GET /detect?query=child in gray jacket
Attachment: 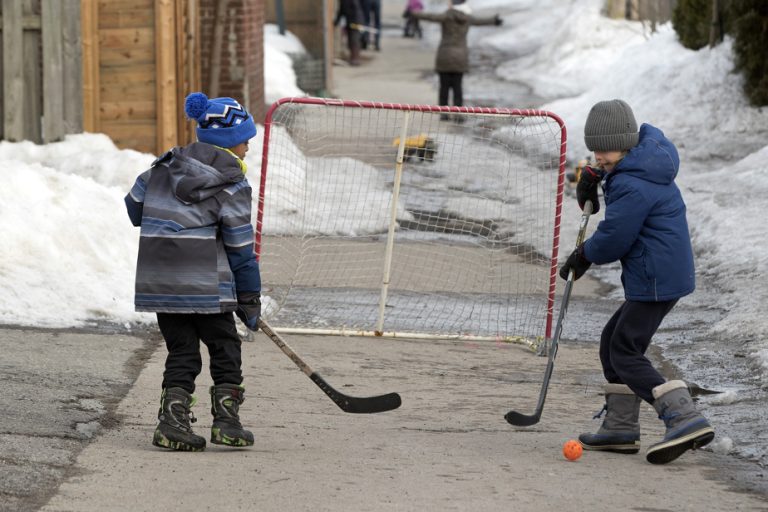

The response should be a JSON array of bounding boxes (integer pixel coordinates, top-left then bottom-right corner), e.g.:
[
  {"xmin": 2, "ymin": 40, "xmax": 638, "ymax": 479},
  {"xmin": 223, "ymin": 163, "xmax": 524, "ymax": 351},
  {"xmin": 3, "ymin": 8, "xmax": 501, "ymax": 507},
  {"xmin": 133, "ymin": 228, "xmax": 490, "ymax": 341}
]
[{"xmin": 125, "ymin": 92, "xmax": 261, "ymax": 451}]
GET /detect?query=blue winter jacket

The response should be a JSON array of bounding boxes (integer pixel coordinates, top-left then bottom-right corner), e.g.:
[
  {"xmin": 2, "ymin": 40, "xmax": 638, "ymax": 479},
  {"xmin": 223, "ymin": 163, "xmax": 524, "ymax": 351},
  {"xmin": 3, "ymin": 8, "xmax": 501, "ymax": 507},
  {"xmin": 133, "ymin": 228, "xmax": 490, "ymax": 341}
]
[{"xmin": 582, "ymin": 124, "xmax": 695, "ymax": 302}]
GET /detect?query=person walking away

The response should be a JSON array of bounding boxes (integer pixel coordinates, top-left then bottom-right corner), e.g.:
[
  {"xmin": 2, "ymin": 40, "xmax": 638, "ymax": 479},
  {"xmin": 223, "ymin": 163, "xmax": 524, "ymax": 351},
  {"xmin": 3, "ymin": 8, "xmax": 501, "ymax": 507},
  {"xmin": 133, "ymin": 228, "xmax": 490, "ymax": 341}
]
[
  {"xmin": 560, "ymin": 99, "xmax": 715, "ymax": 465},
  {"xmin": 124, "ymin": 92, "xmax": 262, "ymax": 452},
  {"xmin": 412, "ymin": 0, "xmax": 502, "ymax": 115},
  {"xmin": 403, "ymin": 0, "xmax": 424, "ymax": 39},
  {"xmin": 334, "ymin": 0, "xmax": 365, "ymax": 66},
  {"xmin": 363, "ymin": 0, "xmax": 382, "ymax": 51}
]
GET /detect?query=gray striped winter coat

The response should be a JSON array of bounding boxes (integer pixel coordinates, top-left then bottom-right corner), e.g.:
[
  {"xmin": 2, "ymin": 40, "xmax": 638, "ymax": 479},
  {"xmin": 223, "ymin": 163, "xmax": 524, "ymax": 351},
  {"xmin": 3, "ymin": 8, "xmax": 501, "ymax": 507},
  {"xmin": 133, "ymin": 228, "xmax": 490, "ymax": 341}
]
[{"xmin": 124, "ymin": 142, "xmax": 261, "ymax": 314}]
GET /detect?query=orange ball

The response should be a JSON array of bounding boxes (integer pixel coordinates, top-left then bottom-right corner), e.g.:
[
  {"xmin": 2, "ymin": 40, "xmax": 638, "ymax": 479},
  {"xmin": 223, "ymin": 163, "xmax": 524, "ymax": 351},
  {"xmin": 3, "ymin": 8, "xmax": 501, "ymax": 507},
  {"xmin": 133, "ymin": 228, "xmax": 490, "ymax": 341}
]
[{"xmin": 563, "ymin": 440, "xmax": 583, "ymax": 461}]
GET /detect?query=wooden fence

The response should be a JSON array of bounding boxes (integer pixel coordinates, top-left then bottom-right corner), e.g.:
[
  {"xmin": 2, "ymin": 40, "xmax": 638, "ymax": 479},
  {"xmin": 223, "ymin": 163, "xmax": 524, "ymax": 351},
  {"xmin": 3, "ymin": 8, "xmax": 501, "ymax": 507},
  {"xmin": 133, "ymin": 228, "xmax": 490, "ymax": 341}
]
[
  {"xmin": 0, "ymin": 0, "xmax": 82, "ymax": 143},
  {"xmin": 1, "ymin": 0, "xmax": 199, "ymax": 154},
  {"xmin": 606, "ymin": 0, "xmax": 678, "ymax": 28},
  {"xmin": 82, "ymin": 0, "xmax": 200, "ymax": 154}
]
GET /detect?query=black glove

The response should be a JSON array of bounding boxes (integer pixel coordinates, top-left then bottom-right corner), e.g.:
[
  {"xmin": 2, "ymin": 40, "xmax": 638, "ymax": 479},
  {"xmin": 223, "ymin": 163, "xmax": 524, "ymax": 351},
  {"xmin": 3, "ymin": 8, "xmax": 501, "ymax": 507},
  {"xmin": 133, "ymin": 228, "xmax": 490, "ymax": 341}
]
[
  {"xmin": 559, "ymin": 244, "xmax": 592, "ymax": 281},
  {"xmin": 494, "ymin": 14, "xmax": 503, "ymax": 26},
  {"xmin": 235, "ymin": 292, "xmax": 261, "ymax": 331},
  {"xmin": 576, "ymin": 165, "xmax": 603, "ymax": 214}
]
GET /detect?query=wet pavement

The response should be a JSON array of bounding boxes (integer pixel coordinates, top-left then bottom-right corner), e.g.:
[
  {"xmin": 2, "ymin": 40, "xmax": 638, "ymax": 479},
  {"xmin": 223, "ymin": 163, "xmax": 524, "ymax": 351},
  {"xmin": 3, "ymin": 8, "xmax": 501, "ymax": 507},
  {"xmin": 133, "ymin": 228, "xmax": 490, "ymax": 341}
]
[{"xmin": 0, "ymin": 326, "xmax": 156, "ymax": 512}]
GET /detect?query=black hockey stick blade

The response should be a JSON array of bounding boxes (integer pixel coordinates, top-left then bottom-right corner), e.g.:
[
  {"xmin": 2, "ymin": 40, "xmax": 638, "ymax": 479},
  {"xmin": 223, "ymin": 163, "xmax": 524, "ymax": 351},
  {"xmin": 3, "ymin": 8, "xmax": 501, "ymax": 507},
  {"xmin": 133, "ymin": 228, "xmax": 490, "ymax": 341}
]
[
  {"xmin": 504, "ymin": 410, "xmax": 541, "ymax": 427},
  {"xmin": 309, "ymin": 373, "xmax": 402, "ymax": 414},
  {"xmin": 258, "ymin": 319, "xmax": 402, "ymax": 414},
  {"xmin": 505, "ymin": 358, "xmax": 554, "ymax": 426},
  {"xmin": 685, "ymin": 380, "xmax": 724, "ymax": 396}
]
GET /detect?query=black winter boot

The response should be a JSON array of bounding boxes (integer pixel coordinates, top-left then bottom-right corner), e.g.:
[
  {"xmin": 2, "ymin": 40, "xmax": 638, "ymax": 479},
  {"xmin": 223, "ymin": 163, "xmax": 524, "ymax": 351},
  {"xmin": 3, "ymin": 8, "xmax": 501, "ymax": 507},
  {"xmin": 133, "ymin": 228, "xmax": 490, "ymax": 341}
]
[
  {"xmin": 579, "ymin": 384, "xmax": 641, "ymax": 453},
  {"xmin": 646, "ymin": 380, "xmax": 715, "ymax": 464},
  {"xmin": 152, "ymin": 387, "xmax": 206, "ymax": 452},
  {"xmin": 210, "ymin": 384, "xmax": 254, "ymax": 447}
]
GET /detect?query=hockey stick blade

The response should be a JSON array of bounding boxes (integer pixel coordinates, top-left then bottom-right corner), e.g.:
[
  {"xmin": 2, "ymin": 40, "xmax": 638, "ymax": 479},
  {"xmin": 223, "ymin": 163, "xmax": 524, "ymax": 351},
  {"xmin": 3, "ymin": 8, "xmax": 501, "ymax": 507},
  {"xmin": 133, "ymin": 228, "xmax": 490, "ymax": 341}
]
[
  {"xmin": 309, "ymin": 373, "xmax": 402, "ymax": 414},
  {"xmin": 259, "ymin": 319, "xmax": 402, "ymax": 414},
  {"xmin": 504, "ymin": 410, "xmax": 541, "ymax": 427},
  {"xmin": 505, "ymin": 358, "xmax": 554, "ymax": 426}
]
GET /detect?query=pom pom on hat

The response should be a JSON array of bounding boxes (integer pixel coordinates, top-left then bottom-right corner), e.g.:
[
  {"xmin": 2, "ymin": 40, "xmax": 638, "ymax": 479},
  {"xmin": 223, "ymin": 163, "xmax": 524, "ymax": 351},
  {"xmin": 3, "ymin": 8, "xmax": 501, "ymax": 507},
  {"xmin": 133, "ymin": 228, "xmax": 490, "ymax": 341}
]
[
  {"xmin": 185, "ymin": 92, "xmax": 209, "ymax": 120},
  {"xmin": 183, "ymin": 91, "xmax": 257, "ymax": 149}
]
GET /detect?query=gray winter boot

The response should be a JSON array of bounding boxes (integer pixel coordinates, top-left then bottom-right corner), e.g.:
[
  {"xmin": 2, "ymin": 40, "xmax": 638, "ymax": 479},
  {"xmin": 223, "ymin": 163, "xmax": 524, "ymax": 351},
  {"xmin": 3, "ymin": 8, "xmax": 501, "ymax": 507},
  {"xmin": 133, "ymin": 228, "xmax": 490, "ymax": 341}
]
[
  {"xmin": 579, "ymin": 384, "xmax": 642, "ymax": 453},
  {"xmin": 210, "ymin": 384, "xmax": 254, "ymax": 447},
  {"xmin": 646, "ymin": 380, "xmax": 715, "ymax": 464},
  {"xmin": 152, "ymin": 387, "xmax": 206, "ymax": 452}
]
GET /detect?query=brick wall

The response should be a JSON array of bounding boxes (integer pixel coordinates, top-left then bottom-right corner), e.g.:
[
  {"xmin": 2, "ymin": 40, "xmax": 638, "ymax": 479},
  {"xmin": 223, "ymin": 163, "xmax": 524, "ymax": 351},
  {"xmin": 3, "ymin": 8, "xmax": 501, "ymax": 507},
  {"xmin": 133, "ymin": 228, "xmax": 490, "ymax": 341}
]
[{"xmin": 199, "ymin": 0, "xmax": 266, "ymax": 124}]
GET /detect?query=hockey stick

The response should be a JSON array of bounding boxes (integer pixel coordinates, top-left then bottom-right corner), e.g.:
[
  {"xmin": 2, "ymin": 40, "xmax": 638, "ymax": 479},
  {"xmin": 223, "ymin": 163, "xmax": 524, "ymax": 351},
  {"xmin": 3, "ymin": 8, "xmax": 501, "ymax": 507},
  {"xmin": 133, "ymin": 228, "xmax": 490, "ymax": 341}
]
[
  {"xmin": 349, "ymin": 23, "xmax": 380, "ymax": 34},
  {"xmin": 258, "ymin": 319, "xmax": 402, "ymax": 414},
  {"xmin": 505, "ymin": 200, "xmax": 593, "ymax": 426}
]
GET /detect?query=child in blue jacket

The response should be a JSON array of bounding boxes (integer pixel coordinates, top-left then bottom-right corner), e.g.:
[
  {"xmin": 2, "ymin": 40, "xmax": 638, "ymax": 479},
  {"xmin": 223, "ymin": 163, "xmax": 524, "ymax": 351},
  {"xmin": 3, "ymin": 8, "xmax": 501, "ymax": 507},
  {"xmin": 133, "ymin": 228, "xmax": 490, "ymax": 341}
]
[
  {"xmin": 560, "ymin": 99, "xmax": 714, "ymax": 464},
  {"xmin": 125, "ymin": 93, "xmax": 261, "ymax": 452}
]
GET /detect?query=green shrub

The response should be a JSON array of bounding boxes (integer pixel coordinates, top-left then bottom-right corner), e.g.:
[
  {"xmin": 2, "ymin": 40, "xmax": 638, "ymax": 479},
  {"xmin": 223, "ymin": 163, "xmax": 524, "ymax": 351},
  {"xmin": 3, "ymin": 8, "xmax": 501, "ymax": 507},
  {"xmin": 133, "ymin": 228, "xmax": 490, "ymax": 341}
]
[
  {"xmin": 672, "ymin": 0, "xmax": 713, "ymax": 50},
  {"xmin": 729, "ymin": 2, "xmax": 768, "ymax": 106},
  {"xmin": 672, "ymin": 0, "xmax": 767, "ymax": 106}
]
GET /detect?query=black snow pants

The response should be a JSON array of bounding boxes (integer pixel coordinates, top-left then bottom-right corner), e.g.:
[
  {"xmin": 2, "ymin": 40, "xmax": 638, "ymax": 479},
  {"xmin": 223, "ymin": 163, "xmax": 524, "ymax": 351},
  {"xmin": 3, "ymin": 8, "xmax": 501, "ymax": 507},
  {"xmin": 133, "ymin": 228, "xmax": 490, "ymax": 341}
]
[
  {"xmin": 438, "ymin": 72, "xmax": 464, "ymax": 107},
  {"xmin": 600, "ymin": 299, "xmax": 678, "ymax": 404},
  {"xmin": 157, "ymin": 312, "xmax": 243, "ymax": 394}
]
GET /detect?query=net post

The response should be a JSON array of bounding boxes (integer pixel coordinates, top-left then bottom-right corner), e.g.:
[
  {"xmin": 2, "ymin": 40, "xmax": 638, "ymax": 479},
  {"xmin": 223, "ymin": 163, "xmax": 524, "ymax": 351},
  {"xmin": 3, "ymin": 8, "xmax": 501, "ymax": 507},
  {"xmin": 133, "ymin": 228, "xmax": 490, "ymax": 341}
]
[{"xmin": 376, "ymin": 110, "xmax": 412, "ymax": 335}]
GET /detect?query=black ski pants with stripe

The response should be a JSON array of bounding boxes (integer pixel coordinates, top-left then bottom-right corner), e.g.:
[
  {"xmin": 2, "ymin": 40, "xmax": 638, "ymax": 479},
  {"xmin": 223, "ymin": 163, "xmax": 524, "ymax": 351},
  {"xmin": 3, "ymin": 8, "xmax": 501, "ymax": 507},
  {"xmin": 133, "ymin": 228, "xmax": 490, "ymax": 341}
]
[{"xmin": 600, "ymin": 299, "xmax": 678, "ymax": 404}]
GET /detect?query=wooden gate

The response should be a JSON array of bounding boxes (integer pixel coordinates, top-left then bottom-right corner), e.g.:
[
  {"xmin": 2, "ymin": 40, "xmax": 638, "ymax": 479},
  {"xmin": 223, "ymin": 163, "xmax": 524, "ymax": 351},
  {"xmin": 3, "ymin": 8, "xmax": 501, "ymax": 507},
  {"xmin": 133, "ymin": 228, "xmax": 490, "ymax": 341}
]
[
  {"xmin": 0, "ymin": 0, "xmax": 82, "ymax": 143},
  {"xmin": 1, "ymin": 0, "xmax": 200, "ymax": 154}
]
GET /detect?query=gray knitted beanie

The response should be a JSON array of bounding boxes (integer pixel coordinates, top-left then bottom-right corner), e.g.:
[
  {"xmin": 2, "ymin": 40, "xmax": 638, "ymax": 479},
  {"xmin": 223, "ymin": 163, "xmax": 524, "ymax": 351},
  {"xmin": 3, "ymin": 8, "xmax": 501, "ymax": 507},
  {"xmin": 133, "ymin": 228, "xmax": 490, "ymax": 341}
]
[{"xmin": 584, "ymin": 99, "xmax": 639, "ymax": 152}]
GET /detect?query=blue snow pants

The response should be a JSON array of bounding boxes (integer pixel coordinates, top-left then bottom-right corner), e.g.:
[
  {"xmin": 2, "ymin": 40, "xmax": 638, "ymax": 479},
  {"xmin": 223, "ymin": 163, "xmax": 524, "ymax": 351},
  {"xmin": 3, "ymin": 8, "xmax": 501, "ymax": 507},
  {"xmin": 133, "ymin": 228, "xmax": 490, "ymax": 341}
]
[{"xmin": 600, "ymin": 299, "xmax": 678, "ymax": 404}]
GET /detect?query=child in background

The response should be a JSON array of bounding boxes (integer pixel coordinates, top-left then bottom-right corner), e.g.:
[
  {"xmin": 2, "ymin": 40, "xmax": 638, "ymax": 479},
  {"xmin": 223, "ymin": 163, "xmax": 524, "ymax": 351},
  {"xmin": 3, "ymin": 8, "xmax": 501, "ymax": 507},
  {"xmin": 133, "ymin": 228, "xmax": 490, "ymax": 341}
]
[
  {"xmin": 403, "ymin": 0, "xmax": 424, "ymax": 38},
  {"xmin": 560, "ymin": 99, "xmax": 715, "ymax": 464},
  {"xmin": 125, "ymin": 92, "xmax": 261, "ymax": 452}
]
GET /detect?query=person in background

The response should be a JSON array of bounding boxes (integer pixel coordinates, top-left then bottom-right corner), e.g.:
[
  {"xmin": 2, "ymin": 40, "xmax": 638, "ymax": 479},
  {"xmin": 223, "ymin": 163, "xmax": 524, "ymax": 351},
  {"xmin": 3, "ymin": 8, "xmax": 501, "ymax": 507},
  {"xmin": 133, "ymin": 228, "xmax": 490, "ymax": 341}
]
[
  {"xmin": 334, "ymin": 0, "xmax": 365, "ymax": 66},
  {"xmin": 403, "ymin": 0, "xmax": 424, "ymax": 39},
  {"xmin": 561, "ymin": 99, "xmax": 715, "ymax": 465},
  {"xmin": 124, "ymin": 92, "xmax": 261, "ymax": 452},
  {"xmin": 362, "ymin": 0, "xmax": 382, "ymax": 51},
  {"xmin": 412, "ymin": 0, "xmax": 502, "ymax": 115}
]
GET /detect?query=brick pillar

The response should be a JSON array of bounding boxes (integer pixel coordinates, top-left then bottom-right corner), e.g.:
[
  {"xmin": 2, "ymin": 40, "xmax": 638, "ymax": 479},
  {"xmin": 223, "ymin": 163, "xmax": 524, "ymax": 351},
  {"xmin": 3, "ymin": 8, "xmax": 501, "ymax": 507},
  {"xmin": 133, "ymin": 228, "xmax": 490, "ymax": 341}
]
[{"xmin": 199, "ymin": 0, "xmax": 266, "ymax": 124}]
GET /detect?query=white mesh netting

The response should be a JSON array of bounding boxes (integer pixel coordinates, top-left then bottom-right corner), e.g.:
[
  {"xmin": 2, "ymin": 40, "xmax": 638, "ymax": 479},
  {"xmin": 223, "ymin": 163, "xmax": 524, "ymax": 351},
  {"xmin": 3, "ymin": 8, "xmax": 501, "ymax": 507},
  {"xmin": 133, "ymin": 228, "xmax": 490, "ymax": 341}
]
[{"xmin": 256, "ymin": 100, "xmax": 565, "ymax": 343}]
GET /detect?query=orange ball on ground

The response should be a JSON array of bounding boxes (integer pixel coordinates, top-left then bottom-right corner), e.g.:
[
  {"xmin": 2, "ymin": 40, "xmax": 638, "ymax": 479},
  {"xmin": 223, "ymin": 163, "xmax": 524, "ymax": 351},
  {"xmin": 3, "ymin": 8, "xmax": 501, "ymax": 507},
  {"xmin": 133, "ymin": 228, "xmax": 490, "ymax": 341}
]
[{"xmin": 563, "ymin": 439, "xmax": 583, "ymax": 461}]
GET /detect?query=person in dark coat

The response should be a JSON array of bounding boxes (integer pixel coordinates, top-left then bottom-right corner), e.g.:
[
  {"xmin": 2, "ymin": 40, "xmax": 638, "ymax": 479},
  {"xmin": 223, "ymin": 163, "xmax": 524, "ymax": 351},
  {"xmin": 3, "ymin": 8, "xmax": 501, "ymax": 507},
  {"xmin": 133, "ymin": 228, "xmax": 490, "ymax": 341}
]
[
  {"xmin": 334, "ymin": 0, "xmax": 365, "ymax": 66},
  {"xmin": 412, "ymin": 0, "xmax": 502, "ymax": 111},
  {"xmin": 560, "ymin": 99, "xmax": 715, "ymax": 465}
]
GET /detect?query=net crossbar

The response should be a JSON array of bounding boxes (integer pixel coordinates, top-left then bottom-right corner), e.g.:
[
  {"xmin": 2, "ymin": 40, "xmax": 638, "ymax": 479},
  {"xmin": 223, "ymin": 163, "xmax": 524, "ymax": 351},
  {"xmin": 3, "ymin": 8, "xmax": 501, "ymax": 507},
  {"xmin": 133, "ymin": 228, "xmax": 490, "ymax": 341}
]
[{"xmin": 256, "ymin": 98, "xmax": 566, "ymax": 346}]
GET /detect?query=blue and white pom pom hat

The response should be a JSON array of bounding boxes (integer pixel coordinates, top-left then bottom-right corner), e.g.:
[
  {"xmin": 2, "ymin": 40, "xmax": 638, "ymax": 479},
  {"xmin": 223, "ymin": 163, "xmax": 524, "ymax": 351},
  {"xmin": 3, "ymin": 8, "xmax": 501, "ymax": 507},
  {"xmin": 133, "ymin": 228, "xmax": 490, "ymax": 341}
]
[{"xmin": 184, "ymin": 92, "xmax": 257, "ymax": 149}]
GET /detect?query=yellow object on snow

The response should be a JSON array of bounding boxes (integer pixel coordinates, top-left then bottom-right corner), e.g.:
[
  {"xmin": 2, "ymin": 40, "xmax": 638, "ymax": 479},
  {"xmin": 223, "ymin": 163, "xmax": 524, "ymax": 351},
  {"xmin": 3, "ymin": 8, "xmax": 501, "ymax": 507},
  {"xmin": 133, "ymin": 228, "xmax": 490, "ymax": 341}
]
[
  {"xmin": 392, "ymin": 133, "xmax": 437, "ymax": 162},
  {"xmin": 392, "ymin": 134, "xmax": 431, "ymax": 149}
]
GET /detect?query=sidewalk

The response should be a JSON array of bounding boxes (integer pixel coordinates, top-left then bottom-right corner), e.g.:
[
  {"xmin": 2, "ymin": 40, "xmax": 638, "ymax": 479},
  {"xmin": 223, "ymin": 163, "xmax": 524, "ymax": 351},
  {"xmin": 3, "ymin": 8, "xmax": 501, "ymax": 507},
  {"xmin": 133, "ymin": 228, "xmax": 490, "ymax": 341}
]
[
  {"xmin": 42, "ymin": 332, "xmax": 766, "ymax": 511},
  {"xmin": 331, "ymin": 26, "xmax": 436, "ymax": 104},
  {"xmin": 41, "ymin": 16, "xmax": 768, "ymax": 512}
]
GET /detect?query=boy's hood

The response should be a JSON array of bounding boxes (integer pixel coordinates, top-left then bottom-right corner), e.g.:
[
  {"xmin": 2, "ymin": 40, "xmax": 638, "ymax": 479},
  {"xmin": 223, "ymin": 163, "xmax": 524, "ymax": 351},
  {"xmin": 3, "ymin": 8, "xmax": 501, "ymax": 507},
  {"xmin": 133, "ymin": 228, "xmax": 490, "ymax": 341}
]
[
  {"xmin": 165, "ymin": 142, "xmax": 244, "ymax": 204},
  {"xmin": 614, "ymin": 124, "xmax": 679, "ymax": 185}
]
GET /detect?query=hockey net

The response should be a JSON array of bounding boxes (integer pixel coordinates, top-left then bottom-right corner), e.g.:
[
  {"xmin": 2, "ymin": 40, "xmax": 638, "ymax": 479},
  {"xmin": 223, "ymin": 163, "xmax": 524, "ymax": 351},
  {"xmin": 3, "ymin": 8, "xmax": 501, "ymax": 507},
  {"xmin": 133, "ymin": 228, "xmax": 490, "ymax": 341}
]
[{"xmin": 256, "ymin": 98, "xmax": 566, "ymax": 347}]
